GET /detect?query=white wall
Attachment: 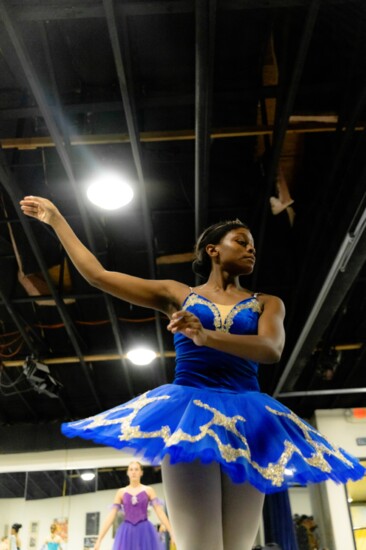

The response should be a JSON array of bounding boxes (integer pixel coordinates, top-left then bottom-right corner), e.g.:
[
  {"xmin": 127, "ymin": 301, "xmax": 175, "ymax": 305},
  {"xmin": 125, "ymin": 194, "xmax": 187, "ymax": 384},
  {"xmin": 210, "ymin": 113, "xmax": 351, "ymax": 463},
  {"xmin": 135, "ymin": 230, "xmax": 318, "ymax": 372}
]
[
  {"xmin": 0, "ymin": 483, "xmax": 165, "ymax": 550},
  {"xmin": 350, "ymin": 504, "xmax": 366, "ymax": 530},
  {"xmin": 288, "ymin": 486, "xmax": 313, "ymax": 516},
  {"xmin": 0, "ymin": 446, "xmax": 135, "ymax": 473},
  {"xmin": 314, "ymin": 408, "xmax": 366, "ymax": 550}
]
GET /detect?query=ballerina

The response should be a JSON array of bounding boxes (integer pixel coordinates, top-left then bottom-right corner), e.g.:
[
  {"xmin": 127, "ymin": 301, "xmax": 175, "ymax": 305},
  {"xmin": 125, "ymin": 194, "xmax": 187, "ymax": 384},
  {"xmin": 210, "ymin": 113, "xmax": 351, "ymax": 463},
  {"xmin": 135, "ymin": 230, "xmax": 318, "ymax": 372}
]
[{"xmin": 20, "ymin": 195, "xmax": 366, "ymax": 550}]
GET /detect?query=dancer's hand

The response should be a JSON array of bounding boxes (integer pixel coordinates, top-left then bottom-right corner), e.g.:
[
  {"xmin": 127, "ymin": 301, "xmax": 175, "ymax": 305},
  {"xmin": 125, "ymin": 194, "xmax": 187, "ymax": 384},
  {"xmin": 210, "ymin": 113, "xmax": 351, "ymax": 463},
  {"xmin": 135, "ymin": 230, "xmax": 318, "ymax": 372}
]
[
  {"xmin": 167, "ymin": 310, "xmax": 207, "ymax": 346},
  {"xmin": 19, "ymin": 196, "xmax": 61, "ymax": 226}
]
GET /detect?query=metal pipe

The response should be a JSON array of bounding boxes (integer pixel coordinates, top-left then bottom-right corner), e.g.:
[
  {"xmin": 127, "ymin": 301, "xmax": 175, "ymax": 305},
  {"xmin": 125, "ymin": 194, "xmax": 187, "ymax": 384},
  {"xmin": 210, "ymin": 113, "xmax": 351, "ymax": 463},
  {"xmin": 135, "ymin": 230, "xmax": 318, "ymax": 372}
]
[
  {"xmin": 3, "ymin": 122, "xmax": 363, "ymax": 150},
  {"xmin": 278, "ymin": 388, "xmax": 366, "ymax": 398},
  {"xmin": 3, "ymin": 351, "xmax": 177, "ymax": 368},
  {"xmin": 103, "ymin": 0, "xmax": 168, "ymax": 384}
]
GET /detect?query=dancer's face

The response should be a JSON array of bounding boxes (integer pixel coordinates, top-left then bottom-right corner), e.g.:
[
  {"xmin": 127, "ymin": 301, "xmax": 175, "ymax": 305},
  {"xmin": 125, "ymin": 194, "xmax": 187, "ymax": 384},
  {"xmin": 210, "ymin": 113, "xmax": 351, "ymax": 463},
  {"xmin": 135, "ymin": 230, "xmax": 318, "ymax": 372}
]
[
  {"xmin": 208, "ymin": 227, "xmax": 256, "ymax": 276},
  {"xmin": 127, "ymin": 461, "xmax": 143, "ymax": 482}
]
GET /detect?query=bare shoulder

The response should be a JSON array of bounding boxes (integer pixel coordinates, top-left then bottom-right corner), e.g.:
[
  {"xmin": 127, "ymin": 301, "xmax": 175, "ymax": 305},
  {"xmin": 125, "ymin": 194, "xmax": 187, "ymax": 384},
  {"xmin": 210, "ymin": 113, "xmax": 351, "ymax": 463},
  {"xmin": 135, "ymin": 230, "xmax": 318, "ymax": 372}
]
[
  {"xmin": 258, "ymin": 293, "xmax": 285, "ymax": 314},
  {"xmin": 115, "ymin": 487, "xmax": 125, "ymax": 501},
  {"xmin": 144, "ymin": 484, "xmax": 156, "ymax": 498}
]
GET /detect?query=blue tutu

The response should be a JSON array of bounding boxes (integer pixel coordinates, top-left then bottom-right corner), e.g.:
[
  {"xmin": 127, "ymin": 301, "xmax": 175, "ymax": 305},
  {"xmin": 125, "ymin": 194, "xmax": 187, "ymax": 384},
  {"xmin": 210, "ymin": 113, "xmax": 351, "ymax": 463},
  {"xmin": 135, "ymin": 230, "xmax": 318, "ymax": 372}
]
[{"xmin": 62, "ymin": 293, "xmax": 366, "ymax": 493}]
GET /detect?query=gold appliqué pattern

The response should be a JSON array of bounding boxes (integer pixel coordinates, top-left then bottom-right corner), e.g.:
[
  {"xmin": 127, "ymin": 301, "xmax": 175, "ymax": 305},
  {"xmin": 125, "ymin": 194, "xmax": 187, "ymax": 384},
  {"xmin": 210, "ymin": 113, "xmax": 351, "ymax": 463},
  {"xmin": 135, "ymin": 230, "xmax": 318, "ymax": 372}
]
[
  {"xmin": 75, "ymin": 391, "xmax": 356, "ymax": 488},
  {"xmin": 183, "ymin": 294, "xmax": 221, "ymax": 330},
  {"xmin": 183, "ymin": 294, "xmax": 263, "ymax": 333},
  {"xmin": 224, "ymin": 300, "xmax": 263, "ymax": 332}
]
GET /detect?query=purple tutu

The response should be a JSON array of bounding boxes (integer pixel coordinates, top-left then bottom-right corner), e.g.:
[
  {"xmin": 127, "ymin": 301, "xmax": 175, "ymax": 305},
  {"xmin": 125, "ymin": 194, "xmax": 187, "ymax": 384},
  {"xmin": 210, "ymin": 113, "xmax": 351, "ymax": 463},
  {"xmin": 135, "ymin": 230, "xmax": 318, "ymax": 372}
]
[
  {"xmin": 112, "ymin": 491, "xmax": 164, "ymax": 550},
  {"xmin": 113, "ymin": 519, "xmax": 164, "ymax": 550}
]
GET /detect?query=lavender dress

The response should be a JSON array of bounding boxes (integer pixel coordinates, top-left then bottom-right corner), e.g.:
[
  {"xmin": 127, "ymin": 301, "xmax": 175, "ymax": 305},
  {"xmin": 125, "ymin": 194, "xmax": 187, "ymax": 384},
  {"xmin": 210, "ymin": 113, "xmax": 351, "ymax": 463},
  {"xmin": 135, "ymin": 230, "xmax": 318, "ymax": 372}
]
[{"xmin": 113, "ymin": 490, "xmax": 164, "ymax": 550}]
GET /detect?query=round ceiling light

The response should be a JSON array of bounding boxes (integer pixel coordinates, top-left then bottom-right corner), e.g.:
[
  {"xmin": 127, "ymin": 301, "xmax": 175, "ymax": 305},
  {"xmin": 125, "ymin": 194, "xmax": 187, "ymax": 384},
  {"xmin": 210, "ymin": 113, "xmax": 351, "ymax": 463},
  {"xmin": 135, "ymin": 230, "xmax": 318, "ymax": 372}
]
[
  {"xmin": 86, "ymin": 173, "xmax": 134, "ymax": 210},
  {"xmin": 126, "ymin": 348, "xmax": 157, "ymax": 366}
]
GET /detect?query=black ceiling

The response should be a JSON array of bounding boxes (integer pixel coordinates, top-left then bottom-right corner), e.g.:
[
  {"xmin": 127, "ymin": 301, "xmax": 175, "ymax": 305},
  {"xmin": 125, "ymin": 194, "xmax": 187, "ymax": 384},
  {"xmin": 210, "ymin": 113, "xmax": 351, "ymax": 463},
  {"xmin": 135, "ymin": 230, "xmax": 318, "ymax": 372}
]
[{"xmin": 0, "ymin": 0, "xmax": 366, "ymax": 489}]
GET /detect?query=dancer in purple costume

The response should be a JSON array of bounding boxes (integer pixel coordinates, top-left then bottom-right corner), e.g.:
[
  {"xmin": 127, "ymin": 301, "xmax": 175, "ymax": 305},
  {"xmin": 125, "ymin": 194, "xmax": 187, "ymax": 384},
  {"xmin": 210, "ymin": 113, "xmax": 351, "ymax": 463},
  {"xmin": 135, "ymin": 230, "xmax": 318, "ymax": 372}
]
[
  {"xmin": 20, "ymin": 196, "xmax": 366, "ymax": 550},
  {"xmin": 94, "ymin": 461, "xmax": 173, "ymax": 550}
]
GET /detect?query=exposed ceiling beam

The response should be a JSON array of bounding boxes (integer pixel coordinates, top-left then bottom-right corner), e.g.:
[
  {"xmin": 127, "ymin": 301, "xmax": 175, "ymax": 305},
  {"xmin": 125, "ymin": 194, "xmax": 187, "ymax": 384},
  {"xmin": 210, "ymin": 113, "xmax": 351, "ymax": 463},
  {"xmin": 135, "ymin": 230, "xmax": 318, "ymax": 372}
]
[
  {"xmin": 3, "ymin": 351, "xmax": 177, "ymax": 367},
  {"xmin": 2, "ymin": 122, "xmax": 366, "ymax": 151},
  {"xmin": 253, "ymin": 0, "xmax": 320, "ymax": 283},
  {"xmin": 39, "ymin": 12, "xmax": 136, "ymax": 400},
  {"xmin": 103, "ymin": 0, "xmax": 167, "ymax": 385},
  {"xmin": 278, "ymin": 387, "xmax": 366, "ymax": 398},
  {"xmin": 273, "ymin": 205, "xmax": 366, "ymax": 396},
  {"xmin": 276, "ymin": 32, "xmax": 366, "ymax": 404},
  {"xmin": 0, "ymin": 0, "xmax": 134, "ymax": 400},
  {"xmin": 2, "ymin": 342, "xmax": 363, "ymax": 367},
  {"xmin": 0, "ymin": 2, "xmax": 105, "ymax": 411},
  {"xmin": 194, "ymin": 0, "xmax": 216, "ymax": 239},
  {"xmin": 9, "ymin": 0, "xmax": 350, "ymax": 22},
  {"xmin": 0, "ymin": 153, "xmax": 103, "ymax": 411}
]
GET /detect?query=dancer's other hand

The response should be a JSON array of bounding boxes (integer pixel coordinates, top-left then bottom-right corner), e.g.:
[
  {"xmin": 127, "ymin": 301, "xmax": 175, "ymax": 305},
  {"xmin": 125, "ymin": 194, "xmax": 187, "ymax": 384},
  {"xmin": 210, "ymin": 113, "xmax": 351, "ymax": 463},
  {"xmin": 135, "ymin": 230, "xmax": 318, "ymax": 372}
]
[{"xmin": 167, "ymin": 310, "xmax": 207, "ymax": 346}]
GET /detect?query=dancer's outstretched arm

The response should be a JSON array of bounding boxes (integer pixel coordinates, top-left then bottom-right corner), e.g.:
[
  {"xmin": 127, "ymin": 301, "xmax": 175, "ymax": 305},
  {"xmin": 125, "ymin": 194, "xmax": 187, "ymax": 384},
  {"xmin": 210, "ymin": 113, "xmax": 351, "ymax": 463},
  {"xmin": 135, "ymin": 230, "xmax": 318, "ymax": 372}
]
[{"xmin": 20, "ymin": 196, "xmax": 186, "ymax": 314}]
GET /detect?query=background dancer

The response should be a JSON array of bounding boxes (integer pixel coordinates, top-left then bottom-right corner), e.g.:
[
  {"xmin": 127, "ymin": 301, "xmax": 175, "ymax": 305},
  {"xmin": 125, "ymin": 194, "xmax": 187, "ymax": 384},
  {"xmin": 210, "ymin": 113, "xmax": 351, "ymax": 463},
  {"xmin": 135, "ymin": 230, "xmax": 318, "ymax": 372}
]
[{"xmin": 93, "ymin": 461, "xmax": 173, "ymax": 550}]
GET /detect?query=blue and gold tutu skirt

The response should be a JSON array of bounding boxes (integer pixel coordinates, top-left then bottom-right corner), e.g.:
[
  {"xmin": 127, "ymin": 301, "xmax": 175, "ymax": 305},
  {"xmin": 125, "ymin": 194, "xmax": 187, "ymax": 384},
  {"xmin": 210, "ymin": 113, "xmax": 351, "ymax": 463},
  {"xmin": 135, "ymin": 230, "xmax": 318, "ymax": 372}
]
[{"xmin": 61, "ymin": 384, "xmax": 365, "ymax": 494}]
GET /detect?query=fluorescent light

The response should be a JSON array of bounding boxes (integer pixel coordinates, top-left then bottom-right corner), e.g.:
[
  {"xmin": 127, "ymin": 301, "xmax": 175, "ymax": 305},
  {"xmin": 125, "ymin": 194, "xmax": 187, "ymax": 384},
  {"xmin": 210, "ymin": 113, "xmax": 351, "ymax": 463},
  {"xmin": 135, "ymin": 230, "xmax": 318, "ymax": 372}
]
[
  {"xmin": 86, "ymin": 173, "xmax": 133, "ymax": 210},
  {"xmin": 80, "ymin": 471, "xmax": 95, "ymax": 481},
  {"xmin": 126, "ymin": 348, "xmax": 157, "ymax": 366}
]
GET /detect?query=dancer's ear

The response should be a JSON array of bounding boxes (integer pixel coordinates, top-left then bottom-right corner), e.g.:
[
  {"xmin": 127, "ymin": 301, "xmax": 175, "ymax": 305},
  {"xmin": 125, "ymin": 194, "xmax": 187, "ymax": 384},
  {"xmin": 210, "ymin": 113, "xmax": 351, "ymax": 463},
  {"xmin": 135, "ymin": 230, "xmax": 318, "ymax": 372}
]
[{"xmin": 206, "ymin": 243, "xmax": 219, "ymax": 258}]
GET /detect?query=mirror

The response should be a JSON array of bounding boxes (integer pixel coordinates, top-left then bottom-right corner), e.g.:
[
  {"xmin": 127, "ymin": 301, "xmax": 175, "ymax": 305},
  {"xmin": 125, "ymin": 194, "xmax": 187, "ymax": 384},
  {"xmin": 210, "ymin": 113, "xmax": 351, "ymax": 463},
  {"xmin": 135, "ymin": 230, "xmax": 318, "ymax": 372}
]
[
  {"xmin": 346, "ymin": 460, "xmax": 366, "ymax": 550},
  {"xmin": 0, "ymin": 465, "xmax": 165, "ymax": 550}
]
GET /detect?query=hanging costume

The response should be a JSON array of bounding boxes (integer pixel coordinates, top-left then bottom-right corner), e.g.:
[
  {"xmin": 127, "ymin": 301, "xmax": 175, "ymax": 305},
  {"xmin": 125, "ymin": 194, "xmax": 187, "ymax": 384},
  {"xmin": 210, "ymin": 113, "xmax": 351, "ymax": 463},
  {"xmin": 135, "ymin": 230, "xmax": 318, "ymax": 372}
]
[{"xmin": 62, "ymin": 292, "xmax": 366, "ymax": 493}]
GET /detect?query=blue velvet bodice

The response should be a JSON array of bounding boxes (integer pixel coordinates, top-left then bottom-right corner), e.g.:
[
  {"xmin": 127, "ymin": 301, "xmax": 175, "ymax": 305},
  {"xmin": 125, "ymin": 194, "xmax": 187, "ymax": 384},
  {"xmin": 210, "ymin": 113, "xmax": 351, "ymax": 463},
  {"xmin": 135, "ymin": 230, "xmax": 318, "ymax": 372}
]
[{"xmin": 173, "ymin": 292, "xmax": 263, "ymax": 392}]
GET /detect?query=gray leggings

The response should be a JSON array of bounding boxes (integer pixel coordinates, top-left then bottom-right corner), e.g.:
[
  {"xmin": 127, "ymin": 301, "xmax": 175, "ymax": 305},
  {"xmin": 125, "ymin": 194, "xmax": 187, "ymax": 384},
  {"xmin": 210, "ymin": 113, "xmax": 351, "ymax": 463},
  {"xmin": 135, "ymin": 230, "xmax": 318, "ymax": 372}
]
[{"xmin": 161, "ymin": 456, "xmax": 264, "ymax": 550}]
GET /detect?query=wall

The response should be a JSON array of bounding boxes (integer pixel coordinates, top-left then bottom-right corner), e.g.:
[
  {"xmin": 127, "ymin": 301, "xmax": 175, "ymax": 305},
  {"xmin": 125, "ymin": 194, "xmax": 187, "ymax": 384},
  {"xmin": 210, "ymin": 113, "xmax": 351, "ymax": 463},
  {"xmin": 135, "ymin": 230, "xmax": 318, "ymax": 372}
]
[
  {"xmin": 314, "ymin": 408, "xmax": 366, "ymax": 550},
  {"xmin": 288, "ymin": 486, "xmax": 313, "ymax": 517},
  {"xmin": 0, "ymin": 483, "xmax": 165, "ymax": 550},
  {"xmin": 0, "ymin": 446, "xmax": 134, "ymax": 473}
]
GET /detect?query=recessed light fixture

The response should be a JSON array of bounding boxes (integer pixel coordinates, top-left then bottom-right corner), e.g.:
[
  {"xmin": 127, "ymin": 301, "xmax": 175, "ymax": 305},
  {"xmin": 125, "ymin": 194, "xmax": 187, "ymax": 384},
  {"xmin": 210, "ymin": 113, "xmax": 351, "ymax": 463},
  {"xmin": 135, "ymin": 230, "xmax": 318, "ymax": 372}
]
[
  {"xmin": 80, "ymin": 471, "xmax": 95, "ymax": 481},
  {"xmin": 126, "ymin": 348, "xmax": 157, "ymax": 366},
  {"xmin": 86, "ymin": 173, "xmax": 133, "ymax": 210}
]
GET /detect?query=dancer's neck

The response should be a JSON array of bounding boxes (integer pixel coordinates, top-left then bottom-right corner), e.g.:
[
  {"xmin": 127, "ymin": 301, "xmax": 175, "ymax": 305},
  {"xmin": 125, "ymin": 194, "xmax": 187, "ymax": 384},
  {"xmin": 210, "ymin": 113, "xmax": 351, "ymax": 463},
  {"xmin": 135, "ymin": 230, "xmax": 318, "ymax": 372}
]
[{"xmin": 128, "ymin": 481, "xmax": 142, "ymax": 489}]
